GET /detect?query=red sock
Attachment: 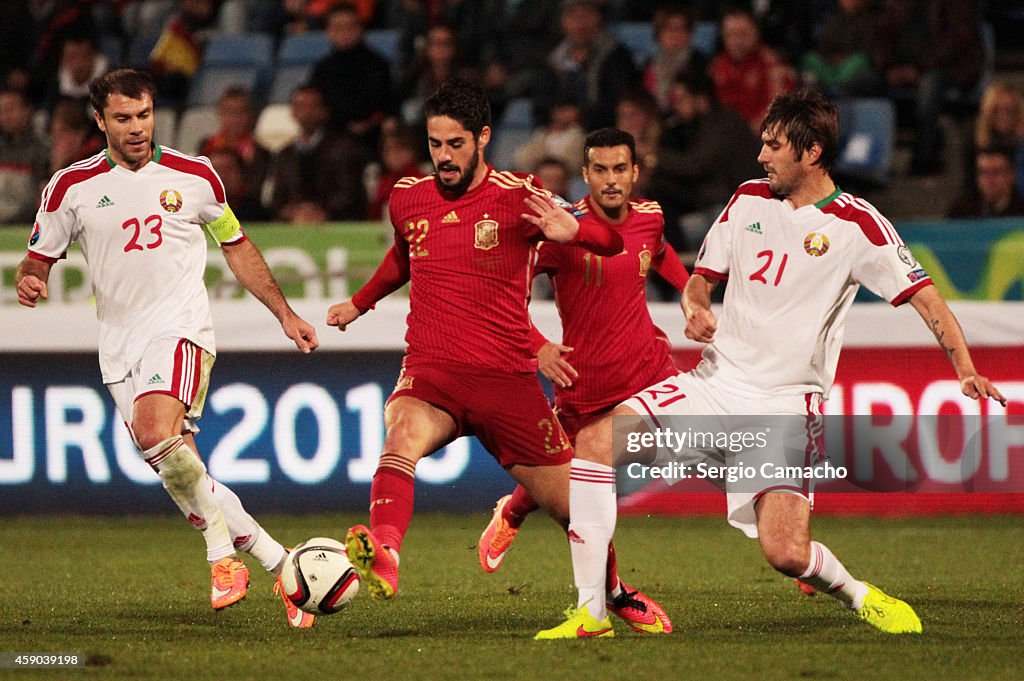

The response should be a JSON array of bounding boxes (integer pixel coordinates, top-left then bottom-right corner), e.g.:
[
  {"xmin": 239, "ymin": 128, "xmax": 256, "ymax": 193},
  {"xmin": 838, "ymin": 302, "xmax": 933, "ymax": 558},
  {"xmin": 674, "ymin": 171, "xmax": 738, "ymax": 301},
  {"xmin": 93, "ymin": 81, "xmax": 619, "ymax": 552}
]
[
  {"xmin": 369, "ymin": 455, "xmax": 416, "ymax": 552},
  {"xmin": 503, "ymin": 484, "xmax": 540, "ymax": 528},
  {"xmin": 605, "ymin": 541, "xmax": 620, "ymax": 595}
]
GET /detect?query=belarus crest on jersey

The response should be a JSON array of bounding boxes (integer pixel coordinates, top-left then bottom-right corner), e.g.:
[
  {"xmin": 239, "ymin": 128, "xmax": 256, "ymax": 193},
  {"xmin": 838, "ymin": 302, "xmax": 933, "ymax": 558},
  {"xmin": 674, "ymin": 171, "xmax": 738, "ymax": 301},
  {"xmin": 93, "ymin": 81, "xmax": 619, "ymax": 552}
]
[
  {"xmin": 474, "ymin": 218, "xmax": 499, "ymax": 250},
  {"xmin": 803, "ymin": 232, "xmax": 830, "ymax": 257},
  {"xmin": 159, "ymin": 189, "xmax": 183, "ymax": 213}
]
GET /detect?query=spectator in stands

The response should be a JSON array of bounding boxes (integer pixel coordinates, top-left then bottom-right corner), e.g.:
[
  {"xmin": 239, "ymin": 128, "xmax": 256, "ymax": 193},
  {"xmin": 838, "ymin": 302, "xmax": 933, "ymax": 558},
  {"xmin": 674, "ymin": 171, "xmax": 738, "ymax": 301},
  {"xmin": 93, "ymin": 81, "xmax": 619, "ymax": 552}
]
[
  {"xmin": 534, "ymin": 0, "xmax": 639, "ymax": 131},
  {"xmin": 966, "ymin": 81, "xmax": 1024, "ymax": 196},
  {"xmin": 46, "ymin": 36, "xmax": 109, "ymax": 110},
  {"xmin": 268, "ymin": 84, "xmax": 368, "ymax": 223},
  {"xmin": 0, "ymin": 0, "xmax": 35, "ymax": 92},
  {"xmin": 534, "ymin": 156, "xmax": 573, "ymax": 200},
  {"xmin": 47, "ymin": 96, "xmax": 103, "ymax": 175},
  {"xmin": 642, "ymin": 4, "xmax": 709, "ymax": 115},
  {"xmin": 947, "ymin": 146, "xmax": 1024, "ymax": 219},
  {"xmin": 23, "ymin": 0, "xmax": 97, "ymax": 103},
  {"xmin": 0, "ymin": 88, "xmax": 49, "ymax": 225},
  {"xmin": 252, "ymin": 0, "xmax": 325, "ymax": 44},
  {"xmin": 398, "ymin": 24, "xmax": 478, "ymax": 125},
  {"xmin": 614, "ymin": 90, "xmax": 662, "ymax": 198},
  {"xmin": 647, "ymin": 70, "xmax": 762, "ymax": 251},
  {"xmin": 310, "ymin": 2, "xmax": 395, "ymax": 156},
  {"xmin": 368, "ymin": 125, "xmax": 425, "ymax": 220},
  {"xmin": 199, "ymin": 87, "xmax": 271, "ymax": 211},
  {"xmin": 874, "ymin": 0, "xmax": 985, "ymax": 176},
  {"xmin": 148, "ymin": 0, "xmax": 220, "ymax": 107},
  {"xmin": 512, "ymin": 99, "xmax": 585, "ymax": 175},
  {"xmin": 477, "ymin": 0, "xmax": 562, "ymax": 103},
  {"xmin": 709, "ymin": 7, "xmax": 796, "ymax": 134},
  {"xmin": 208, "ymin": 147, "xmax": 270, "ymax": 222},
  {"xmin": 394, "ymin": 0, "xmax": 486, "ymax": 71},
  {"xmin": 800, "ymin": 0, "xmax": 882, "ymax": 98}
]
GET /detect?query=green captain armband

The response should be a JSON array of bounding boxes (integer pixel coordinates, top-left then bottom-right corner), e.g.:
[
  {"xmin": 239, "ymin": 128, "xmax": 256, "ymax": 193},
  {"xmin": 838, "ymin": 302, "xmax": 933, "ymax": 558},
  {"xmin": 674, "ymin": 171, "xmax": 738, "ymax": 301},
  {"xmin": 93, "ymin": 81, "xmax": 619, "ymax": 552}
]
[{"xmin": 204, "ymin": 205, "xmax": 242, "ymax": 244}]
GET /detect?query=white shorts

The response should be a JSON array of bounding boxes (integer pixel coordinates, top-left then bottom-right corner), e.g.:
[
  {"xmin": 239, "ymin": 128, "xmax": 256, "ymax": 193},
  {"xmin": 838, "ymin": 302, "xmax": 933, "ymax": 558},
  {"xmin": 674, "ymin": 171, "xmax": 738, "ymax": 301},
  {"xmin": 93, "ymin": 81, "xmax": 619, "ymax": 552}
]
[
  {"xmin": 106, "ymin": 337, "xmax": 215, "ymax": 446},
  {"xmin": 620, "ymin": 365, "xmax": 824, "ymax": 538}
]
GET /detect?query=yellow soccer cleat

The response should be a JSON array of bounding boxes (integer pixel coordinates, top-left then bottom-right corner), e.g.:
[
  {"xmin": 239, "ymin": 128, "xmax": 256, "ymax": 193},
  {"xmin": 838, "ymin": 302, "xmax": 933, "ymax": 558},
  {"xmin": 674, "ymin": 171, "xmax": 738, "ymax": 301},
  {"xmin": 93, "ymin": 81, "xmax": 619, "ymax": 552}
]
[
  {"xmin": 478, "ymin": 495, "xmax": 519, "ymax": 573},
  {"xmin": 856, "ymin": 583, "xmax": 923, "ymax": 634},
  {"xmin": 535, "ymin": 606, "xmax": 615, "ymax": 640},
  {"xmin": 344, "ymin": 524, "xmax": 399, "ymax": 600},
  {"xmin": 210, "ymin": 556, "xmax": 249, "ymax": 610}
]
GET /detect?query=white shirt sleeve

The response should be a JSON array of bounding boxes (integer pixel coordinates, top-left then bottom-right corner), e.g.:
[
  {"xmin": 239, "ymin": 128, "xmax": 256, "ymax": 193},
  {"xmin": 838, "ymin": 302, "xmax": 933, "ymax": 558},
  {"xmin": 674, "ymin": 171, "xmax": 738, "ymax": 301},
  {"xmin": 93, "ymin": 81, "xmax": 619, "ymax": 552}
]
[
  {"xmin": 850, "ymin": 233, "xmax": 931, "ymax": 304},
  {"xmin": 693, "ymin": 200, "xmax": 735, "ymax": 278},
  {"xmin": 29, "ymin": 183, "xmax": 78, "ymax": 260}
]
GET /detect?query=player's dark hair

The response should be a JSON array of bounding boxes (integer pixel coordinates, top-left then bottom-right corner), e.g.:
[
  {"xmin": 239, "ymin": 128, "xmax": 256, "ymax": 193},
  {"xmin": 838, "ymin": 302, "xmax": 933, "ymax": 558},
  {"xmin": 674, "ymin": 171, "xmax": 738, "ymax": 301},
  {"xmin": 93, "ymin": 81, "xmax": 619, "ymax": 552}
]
[
  {"xmin": 760, "ymin": 88, "xmax": 838, "ymax": 174},
  {"xmin": 89, "ymin": 68, "xmax": 156, "ymax": 115},
  {"xmin": 583, "ymin": 127, "xmax": 637, "ymax": 166},
  {"xmin": 423, "ymin": 77, "xmax": 491, "ymax": 138}
]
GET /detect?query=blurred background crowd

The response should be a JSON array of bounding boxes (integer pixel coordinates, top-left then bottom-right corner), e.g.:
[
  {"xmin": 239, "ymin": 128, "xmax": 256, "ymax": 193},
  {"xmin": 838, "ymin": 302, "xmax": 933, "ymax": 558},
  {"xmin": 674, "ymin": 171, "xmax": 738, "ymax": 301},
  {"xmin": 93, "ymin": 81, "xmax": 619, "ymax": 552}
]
[{"xmin": 2, "ymin": 0, "xmax": 1023, "ymax": 258}]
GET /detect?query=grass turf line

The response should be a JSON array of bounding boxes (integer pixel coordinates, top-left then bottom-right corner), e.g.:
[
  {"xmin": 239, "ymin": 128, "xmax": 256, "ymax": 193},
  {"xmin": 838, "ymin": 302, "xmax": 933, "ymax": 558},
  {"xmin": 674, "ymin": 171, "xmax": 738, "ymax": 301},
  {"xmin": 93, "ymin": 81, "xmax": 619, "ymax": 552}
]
[{"xmin": 0, "ymin": 514, "xmax": 1020, "ymax": 680}]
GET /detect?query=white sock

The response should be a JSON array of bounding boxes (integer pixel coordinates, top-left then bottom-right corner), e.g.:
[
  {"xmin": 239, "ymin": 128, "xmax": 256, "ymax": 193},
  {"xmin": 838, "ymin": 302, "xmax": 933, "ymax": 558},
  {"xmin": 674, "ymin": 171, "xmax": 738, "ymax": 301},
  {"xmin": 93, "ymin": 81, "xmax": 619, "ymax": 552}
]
[
  {"xmin": 568, "ymin": 460, "xmax": 617, "ymax": 620},
  {"xmin": 799, "ymin": 541, "xmax": 870, "ymax": 610},
  {"xmin": 209, "ymin": 478, "xmax": 286, "ymax": 573},
  {"xmin": 145, "ymin": 435, "xmax": 233, "ymax": 563}
]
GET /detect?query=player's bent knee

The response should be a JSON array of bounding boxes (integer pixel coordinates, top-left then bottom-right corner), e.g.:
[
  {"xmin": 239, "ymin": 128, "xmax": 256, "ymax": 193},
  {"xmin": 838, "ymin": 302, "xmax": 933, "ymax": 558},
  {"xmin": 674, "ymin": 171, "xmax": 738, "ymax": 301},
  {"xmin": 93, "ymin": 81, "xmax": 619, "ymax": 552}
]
[
  {"xmin": 156, "ymin": 438, "xmax": 207, "ymax": 496},
  {"xmin": 761, "ymin": 541, "xmax": 811, "ymax": 577}
]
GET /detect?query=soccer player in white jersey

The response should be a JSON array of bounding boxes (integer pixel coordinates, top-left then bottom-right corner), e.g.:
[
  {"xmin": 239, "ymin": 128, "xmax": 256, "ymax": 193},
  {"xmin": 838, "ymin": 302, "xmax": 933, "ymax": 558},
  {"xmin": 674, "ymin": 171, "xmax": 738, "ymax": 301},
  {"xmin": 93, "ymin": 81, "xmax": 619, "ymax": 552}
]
[
  {"xmin": 15, "ymin": 69, "xmax": 321, "ymax": 628},
  {"xmin": 537, "ymin": 89, "xmax": 1006, "ymax": 639}
]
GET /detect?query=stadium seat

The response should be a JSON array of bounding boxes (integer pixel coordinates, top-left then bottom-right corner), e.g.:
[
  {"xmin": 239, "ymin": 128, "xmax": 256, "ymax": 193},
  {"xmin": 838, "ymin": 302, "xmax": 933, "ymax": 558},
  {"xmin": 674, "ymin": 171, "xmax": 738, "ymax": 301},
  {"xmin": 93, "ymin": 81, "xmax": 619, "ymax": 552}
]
[
  {"xmin": 692, "ymin": 21, "xmax": 718, "ymax": 57},
  {"xmin": 202, "ymin": 33, "xmax": 274, "ymax": 67},
  {"xmin": 277, "ymin": 32, "xmax": 331, "ymax": 65},
  {"xmin": 499, "ymin": 98, "xmax": 534, "ymax": 130},
  {"xmin": 254, "ymin": 104, "xmax": 300, "ymax": 153},
  {"xmin": 834, "ymin": 98, "xmax": 896, "ymax": 186},
  {"xmin": 612, "ymin": 21, "xmax": 656, "ymax": 69},
  {"xmin": 175, "ymin": 106, "xmax": 221, "ymax": 156},
  {"xmin": 364, "ymin": 28, "xmax": 399, "ymax": 65},
  {"xmin": 268, "ymin": 64, "xmax": 313, "ymax": 104},
  {"xmin": 187, "ymin": 65, "xmax": 262, "ymax": 107}
]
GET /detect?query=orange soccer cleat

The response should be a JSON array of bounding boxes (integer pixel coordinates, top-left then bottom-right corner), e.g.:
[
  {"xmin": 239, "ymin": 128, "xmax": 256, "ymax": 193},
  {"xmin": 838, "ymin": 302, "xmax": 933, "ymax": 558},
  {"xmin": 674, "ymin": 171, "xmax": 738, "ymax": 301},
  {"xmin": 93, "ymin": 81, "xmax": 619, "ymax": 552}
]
[{"xmin": 210, "ymin": 556, "xmax": 249, "ymax": 610}]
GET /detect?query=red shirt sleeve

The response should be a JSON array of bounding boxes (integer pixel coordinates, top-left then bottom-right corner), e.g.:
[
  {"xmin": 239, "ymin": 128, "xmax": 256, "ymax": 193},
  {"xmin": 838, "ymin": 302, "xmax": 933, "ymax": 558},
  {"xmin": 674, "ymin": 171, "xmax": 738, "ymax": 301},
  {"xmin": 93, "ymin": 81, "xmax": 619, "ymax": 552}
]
[
  {"xmin": 527, "ymin": 323, "xmax": 550, "ymax": 354},
  {"xmin": 652, "ymin": 240, "xmax": 690, "ymax": 293},
  {"xmin": 351, "ymin": 239, "xmax": 410, "ymax": 312},
  {"xmin": 569, "ymin": 215, "xmax": 624, "ymax": 255}
]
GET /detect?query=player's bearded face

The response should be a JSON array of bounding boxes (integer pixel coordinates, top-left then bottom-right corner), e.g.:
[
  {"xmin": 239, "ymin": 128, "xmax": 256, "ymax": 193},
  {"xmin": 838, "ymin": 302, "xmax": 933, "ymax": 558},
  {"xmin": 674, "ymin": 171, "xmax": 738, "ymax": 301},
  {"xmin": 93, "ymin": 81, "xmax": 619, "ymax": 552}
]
[
  {"xmin": 758, "ymin": 126, "xmax": 801, "ymax": 196},
  {"xmin": 427, "ymin": 115, "xmax": 488, "ymax": 195},
  {"xmin": 584, "ymin": 144, "xmax": 637, "ymax": 214},
  {"xmin": 96, "ymin": 92, "xmax": 155, "ymax": 171}
]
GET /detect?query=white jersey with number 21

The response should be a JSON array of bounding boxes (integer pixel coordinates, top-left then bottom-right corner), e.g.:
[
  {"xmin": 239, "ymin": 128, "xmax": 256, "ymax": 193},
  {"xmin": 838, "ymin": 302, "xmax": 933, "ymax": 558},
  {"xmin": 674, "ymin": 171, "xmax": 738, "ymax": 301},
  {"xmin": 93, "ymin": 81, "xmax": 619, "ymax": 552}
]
[{"xmin": 693, "ymin": 179, "xmax": 932, "ymax": 398}]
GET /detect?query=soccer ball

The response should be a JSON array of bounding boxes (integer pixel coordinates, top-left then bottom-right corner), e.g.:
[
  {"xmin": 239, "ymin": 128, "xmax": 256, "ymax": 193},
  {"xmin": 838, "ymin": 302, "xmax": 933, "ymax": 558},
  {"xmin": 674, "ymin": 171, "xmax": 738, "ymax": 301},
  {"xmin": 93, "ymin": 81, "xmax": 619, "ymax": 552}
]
[{"xmin": 280, "ymin": 537, "xmax": 361, "ymax": 614}]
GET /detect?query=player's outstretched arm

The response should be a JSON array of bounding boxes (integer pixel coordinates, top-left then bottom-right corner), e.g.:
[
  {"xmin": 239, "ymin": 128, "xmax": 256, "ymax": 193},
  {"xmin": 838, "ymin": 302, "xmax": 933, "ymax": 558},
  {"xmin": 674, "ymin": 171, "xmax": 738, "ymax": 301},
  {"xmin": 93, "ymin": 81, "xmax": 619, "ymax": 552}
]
[
  {"xmin": 221, "ymin": 238, "xmax": 319, "ymax": 354},
  {"xmin": 522, "ymin": 194, "xmax": 624, "ymax": 255},
  {"xmin": 327, "ymin": 300, "xmax": 362, "ymax": 331},
  {"xmin": 15, "ymin": 256, "xmax": 52, "ymax": 308},
  {"xmin": 682, "ymin": 273, "xmax": 718, "ymax": 343},
  {"xmin": 908, "ymin": 285, "xmax": 1006, "ymax": 405}
]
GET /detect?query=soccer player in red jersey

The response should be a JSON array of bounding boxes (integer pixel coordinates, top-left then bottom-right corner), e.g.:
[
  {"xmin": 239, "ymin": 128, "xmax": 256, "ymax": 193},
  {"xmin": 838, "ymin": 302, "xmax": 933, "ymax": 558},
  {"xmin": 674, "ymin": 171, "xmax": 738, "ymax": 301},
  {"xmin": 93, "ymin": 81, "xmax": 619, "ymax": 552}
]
[
  {"xmin": 479, "ymin": 128, "xmax": 690, "ymax": 637},
  {"xmin": 325, "ymin": 78, "xmax": 631, "ymax": 609}
]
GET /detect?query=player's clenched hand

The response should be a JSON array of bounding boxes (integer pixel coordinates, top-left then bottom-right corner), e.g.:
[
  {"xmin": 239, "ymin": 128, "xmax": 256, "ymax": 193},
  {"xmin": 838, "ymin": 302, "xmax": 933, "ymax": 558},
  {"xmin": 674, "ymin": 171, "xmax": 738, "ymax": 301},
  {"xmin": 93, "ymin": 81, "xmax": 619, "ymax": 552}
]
[
  {"xmin": 960, "ymin": 375, "xmax": 1007, "ymax": 406},
  {"xmin": 522, "ymin": 194, "xmax": 579, "ymax": 243},
  {"xmin": 538, "ymin": 342, "xmax": 578, "ymax": 388},
  {"xmin": 327, "ymin": 300, "xmax": 361, "ymax": 331},
  {"xmin": 685, "ymin": 307, "xmax": 717, "ymax": 343},
  {"xmin": 16, "ymin": 275, "xmax": 48, "ymax": 307},
  {"xmin": 282, "ymin": 313, "xmax": 319, "ymax": 353}
]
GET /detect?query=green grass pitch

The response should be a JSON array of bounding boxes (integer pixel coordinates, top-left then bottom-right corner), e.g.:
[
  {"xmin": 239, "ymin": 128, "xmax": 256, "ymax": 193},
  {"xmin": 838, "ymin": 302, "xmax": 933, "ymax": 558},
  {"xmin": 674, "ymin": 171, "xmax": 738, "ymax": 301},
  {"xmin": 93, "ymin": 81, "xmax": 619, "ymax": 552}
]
[{"xmin": 0, "ymin": 513, "xmax": 1020, "ymax": 680}]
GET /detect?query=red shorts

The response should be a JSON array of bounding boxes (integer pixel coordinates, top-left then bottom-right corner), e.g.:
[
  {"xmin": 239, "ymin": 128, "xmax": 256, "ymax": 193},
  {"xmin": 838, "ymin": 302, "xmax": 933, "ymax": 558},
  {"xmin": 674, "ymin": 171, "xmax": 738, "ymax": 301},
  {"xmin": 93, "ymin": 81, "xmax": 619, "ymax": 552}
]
[
  {"xmin": 387, "ymin": 361, "xmax": 572, "ymax": 468},
  {"xmin": 555, "ymin": 356, "xmax": 681, "ymax": 445}
]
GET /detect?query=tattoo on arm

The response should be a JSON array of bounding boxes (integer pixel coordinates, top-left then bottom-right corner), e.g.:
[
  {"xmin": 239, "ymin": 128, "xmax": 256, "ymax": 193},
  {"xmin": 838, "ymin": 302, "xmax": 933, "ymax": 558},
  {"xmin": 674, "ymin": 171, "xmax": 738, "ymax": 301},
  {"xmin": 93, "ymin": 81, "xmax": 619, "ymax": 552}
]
[{"xmin": 930, "ymin": 318, "xmax": 955, "ymax": 359}]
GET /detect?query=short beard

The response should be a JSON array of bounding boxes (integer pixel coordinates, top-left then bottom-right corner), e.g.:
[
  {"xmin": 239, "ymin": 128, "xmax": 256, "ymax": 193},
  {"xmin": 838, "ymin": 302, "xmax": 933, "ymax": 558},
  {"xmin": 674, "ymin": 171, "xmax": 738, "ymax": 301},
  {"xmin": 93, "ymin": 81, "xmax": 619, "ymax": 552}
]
[{"xmin": 435, "ymin": 145, "xmax": 480, "ymax": 196}]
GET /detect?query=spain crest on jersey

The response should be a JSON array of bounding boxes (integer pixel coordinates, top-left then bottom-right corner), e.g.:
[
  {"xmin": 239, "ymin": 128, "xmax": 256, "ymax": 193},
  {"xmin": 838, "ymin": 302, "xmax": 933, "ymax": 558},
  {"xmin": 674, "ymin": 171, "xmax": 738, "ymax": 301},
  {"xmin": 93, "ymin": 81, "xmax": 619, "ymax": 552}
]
[
  {"xmin": 474, "ymin": 218, "xmax": 499, "ymax": 251},
  {"xmin": 803, "ymin": 232, "xmax": 830, "ymax": 257},
  {"xmin": 159, "ymin": 189, "xmax": 183, "ymax": 213},
  {"xmin": 638, "ymin": 249, "xmax": 652, "ymax": 277}
]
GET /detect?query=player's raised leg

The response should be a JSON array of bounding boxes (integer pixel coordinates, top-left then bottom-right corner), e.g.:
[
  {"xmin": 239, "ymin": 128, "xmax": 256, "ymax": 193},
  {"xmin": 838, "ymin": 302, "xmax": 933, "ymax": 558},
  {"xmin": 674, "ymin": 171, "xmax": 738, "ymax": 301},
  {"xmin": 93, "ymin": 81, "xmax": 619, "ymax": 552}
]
[
  {"xmin": 756, "ymin": 492, "xmax": 921, "ymax": 634},
  {"xmin": 345, "ymin": 396, "xmax": 457, "ymax": 599}
]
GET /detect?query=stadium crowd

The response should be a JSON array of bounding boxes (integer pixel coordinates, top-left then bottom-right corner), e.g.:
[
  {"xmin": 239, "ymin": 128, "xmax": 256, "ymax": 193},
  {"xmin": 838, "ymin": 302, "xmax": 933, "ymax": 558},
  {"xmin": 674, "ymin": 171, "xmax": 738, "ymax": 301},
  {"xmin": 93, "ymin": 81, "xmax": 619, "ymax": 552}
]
[{"xmin": 1, "ymin": 0, "xmax": 1021, "ymax": 249}]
